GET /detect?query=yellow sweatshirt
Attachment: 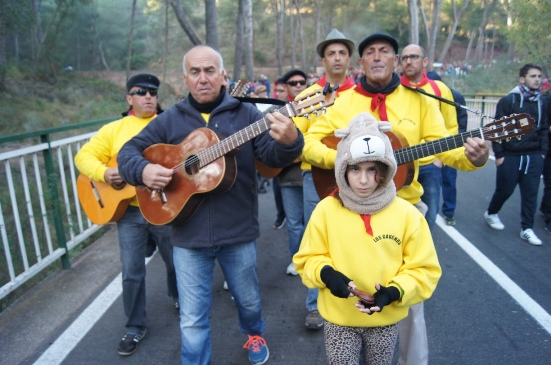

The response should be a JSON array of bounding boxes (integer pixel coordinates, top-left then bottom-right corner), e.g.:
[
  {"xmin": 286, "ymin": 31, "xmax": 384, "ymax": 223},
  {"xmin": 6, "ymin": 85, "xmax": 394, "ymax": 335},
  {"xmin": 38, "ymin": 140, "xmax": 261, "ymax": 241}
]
[
  {"xmin": 293, "ymin": 196, "xmax": 441, "ymax": 328},
  {"xmin": 74, "ymin": 114, "xmax": 156, "ymax": 205},
  {"xmin": 302, "ymin": 85, "xmax": 480, "ymax": 204}
]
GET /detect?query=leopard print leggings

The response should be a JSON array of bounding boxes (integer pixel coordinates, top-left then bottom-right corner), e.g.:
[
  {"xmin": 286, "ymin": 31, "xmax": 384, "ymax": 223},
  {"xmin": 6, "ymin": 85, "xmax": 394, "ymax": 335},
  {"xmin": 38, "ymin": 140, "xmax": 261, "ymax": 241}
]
[{"xmin": 324, "ymin": 321, "xmax": 398, "ymax": 365}]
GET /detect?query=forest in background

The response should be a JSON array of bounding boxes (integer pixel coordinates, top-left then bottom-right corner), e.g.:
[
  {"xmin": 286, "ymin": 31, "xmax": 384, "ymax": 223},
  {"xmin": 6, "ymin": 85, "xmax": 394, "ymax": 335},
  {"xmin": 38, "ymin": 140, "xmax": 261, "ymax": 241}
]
[{"xmin": 0, "ymin": 0, "xmax": 549, "ymax": 136}]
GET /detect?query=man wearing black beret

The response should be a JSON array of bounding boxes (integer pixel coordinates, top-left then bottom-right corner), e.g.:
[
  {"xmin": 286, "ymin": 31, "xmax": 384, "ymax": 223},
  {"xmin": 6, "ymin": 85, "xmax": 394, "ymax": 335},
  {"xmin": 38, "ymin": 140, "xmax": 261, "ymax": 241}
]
[{"xmin": 75, "ymin": 73, "xmax": 178, "ymax": 357}]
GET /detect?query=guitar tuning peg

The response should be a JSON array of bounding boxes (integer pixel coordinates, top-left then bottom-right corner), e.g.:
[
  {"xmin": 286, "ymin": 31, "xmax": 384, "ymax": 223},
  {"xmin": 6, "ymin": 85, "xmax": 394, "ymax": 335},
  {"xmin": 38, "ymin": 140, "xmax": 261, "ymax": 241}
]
[{"xmin": 304, "ymin": 114, "xmax": 310, "ymax": 120}]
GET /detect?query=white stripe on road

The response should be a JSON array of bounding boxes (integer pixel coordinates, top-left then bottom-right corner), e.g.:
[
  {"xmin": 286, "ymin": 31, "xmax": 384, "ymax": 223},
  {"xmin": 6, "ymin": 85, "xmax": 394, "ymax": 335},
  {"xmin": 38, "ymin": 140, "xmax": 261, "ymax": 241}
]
[
  {"xmin": 436, "ymin": 215, "xmax": 551, "ymax": 336},
  {"xmin": 32, "ymin": 254, "xmax": 156, "ymax": 365}
]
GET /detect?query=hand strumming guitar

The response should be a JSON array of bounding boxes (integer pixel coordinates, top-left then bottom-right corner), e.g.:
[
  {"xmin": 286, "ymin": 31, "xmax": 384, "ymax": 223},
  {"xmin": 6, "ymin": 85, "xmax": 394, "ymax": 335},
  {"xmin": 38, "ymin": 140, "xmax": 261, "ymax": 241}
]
[
  {"xmin": 104, "ymin": 167, "xmax": 125, "ymax": 188},
  {"xmin": 265, "ymin": 112, "xmax": 299, "ymax": 146},
  {"xmin": 142, "ymin": 163, "xmax": 173, "ymax": 190}
]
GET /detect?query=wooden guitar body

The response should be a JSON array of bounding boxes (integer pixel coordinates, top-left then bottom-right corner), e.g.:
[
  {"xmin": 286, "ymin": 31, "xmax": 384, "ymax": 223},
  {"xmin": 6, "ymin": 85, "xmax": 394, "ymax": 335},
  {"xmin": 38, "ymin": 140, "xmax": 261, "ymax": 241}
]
[
  {"xmin": 76, "ymin": 155, "xmax": 136, "ymax": 225},
  {"xmin": 136, "ymin": 128, "xmax": 237, "ymax": 225},
  {"xmin": 311, "ymin": 130, "xmax": 415, "ymax": 199}
]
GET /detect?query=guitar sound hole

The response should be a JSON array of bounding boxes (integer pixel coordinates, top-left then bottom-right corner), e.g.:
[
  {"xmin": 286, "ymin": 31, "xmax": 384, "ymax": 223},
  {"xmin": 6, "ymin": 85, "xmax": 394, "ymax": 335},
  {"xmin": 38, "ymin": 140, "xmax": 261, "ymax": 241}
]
[{"xmin": 184, "ymin": 155, "xmax": 200, "ymax": 175}]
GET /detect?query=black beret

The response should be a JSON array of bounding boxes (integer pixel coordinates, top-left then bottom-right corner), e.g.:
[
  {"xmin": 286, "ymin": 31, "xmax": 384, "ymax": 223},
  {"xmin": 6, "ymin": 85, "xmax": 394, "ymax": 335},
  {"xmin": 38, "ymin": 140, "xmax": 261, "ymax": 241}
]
[
  {"xmin": 357, "ymin": 32, "xmax": 399, "ymax": 56},
  {"xmin": 281, "ymin": 69, "xmax": 307, "ymax": 84},
  {"xmin": 126, "ymin": 73, "xmax": 160, "ymax": 92}
]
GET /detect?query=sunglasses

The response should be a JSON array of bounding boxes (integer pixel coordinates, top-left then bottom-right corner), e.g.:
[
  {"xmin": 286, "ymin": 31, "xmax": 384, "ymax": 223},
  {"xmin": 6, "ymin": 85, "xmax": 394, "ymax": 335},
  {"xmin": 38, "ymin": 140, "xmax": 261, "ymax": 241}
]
[
  {"xmin": 400, "ymin": 54, "xmax": 424, "ymax": 62},
  {"xmin": 287, "ymin": 80, "xmax": 307, "ymax": 87},
  {"xmin": 128, "ymin": 88, "xmax": 158, "ymax": 97}
]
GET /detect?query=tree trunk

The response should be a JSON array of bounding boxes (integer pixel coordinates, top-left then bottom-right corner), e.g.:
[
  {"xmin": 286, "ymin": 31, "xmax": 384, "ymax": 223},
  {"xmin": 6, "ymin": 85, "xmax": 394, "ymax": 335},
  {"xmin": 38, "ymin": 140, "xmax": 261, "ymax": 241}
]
[
  {"xmin": 170, "ymin": 0, "xmax": 202, "ymax": 46},
  {"xmin": 233, "ymin": 0, "xmax": 245, "ymax": 80},
  {"xmin": 126, "ymin": 0, "xmax": 137, "ymax": 80},
  {"xmin": 290, "ymin": 0, "xmax": 296, "ymax": 68},
  {"xmin": 464, "ymin": 29, "xmax": 476, "ymax": 66},
  {"xmin": 31, "ymin": 0, "xmax": 41, "ymax": 64},
  {"xmin": 428, "ymin": 0, "xmax": 444, "ymax": 70},
  {"xmin": 473, "ymin": 0, "xmax": 496, "ymax": 64},
  {"xmin": 244, "ymin": 0, "xmax": 254, "ymax": 80},
  {"xmin": 270, "ymin": 0, "xmax": 285, "ymax": 77},
  {"xmin": 293, "ymin": 0, "xmax": 306, "ymax": 71},
  {"xmin": 163, "ymin": 0, "xmax": 169, "ymax": 82},
  {"xmin": 205, "ymin": 0, "xmax": 219, "ymax": 50},
  {"xmin": 408, "ymin": 0, "xmax": 419, "ymax": 44},
  {"xmin": 437, "ymin": 0, "xmax": 471, "ymax": 63}
]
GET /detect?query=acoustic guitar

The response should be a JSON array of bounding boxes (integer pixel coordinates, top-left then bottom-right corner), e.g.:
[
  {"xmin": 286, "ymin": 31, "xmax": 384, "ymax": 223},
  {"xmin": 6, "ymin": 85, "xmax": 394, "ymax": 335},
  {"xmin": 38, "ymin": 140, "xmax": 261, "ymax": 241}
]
[
  {"xmin": 311, "ymin": 113, "xmax": 535, "ymax": 199},
  {"xmin": 76, "ymin": 155, "xmax": 136, "ymax": 225},
  {"xmin": 137, "ymin": 86, "xmax": 338, "ymax": 225}
]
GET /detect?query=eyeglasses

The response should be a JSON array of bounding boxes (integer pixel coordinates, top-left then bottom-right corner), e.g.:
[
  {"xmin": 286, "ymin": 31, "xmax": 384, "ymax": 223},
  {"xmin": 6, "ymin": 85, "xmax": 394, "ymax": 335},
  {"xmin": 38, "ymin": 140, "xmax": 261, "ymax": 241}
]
[
  {"xmin": 400, "ymin": 54, "xmax": 425, "ymax": 62},
  {"xmin": 287, "ymin": 80, "xmax": 307, "ymax": 87},
  {"xmin": 128, "ymin": 88, "xmax": 158, "ymax": 97}
]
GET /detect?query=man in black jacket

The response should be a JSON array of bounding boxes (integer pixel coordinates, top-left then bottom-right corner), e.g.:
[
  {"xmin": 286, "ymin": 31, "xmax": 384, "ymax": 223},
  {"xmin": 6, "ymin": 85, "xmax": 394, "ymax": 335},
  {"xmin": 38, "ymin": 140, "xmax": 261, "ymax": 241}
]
[
  {"xmin": 118, "ymin": 45, "xmax": 303, "ymax": 365},
  {"xmin": 484, "ymin": 63, "xmax": 549, "ymax": 245}
]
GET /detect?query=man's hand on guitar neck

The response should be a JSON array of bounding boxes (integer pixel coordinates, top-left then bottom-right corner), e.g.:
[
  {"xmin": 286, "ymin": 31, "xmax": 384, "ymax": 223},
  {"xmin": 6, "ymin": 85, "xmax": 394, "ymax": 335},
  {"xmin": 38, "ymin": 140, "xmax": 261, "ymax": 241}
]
[
  {"xmin": 142, "ymin": 163, "xmax": 173, "ymax": 190},
  {"xmin": 265, "ymin": 112, "xmax": 299, "ymax": 146},
  {"xmin": 463, "ymin": 137, "xmax": 489, "ymax": 167}
]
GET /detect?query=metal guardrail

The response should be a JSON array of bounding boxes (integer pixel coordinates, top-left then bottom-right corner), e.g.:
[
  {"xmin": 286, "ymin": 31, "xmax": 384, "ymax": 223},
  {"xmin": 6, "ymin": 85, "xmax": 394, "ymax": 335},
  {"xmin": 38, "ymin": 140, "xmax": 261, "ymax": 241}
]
[
  {"xmin": 0, "ymin": 118, "xmax": 116, "ymax": 300},
  {"xmin": 0, "ymin": 96, "xmax": 499, "ymax": 301}
]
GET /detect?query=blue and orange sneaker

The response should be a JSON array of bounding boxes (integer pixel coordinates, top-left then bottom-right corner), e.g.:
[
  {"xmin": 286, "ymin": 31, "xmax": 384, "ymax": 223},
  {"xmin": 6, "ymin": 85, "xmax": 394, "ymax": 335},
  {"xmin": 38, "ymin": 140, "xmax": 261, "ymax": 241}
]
[{"xmin": 243, "ymin": 334, "xmax": 269, "ymax": 365}]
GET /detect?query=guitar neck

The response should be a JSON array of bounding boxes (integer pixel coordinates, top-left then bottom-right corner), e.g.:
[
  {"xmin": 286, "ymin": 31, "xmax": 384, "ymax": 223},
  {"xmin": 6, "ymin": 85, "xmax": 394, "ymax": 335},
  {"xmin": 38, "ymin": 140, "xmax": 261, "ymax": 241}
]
[
  {"xmin": 197, "ymin": 104, "xmax": 293, "ymax": 168},
  {"xmin": 394, "ymin": 128, "xmax": 483, "ymax": 165}
]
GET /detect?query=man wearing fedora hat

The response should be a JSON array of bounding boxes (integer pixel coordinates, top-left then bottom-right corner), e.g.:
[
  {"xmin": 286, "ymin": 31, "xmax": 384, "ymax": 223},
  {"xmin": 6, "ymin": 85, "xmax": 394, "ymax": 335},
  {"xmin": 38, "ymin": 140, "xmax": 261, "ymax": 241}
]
[
  {"xmin": 75, "ymin": 73, "xmax": 178, "ymax": 356},
  {"xmin": 290, "ymin": 28, "xmax": 358, "ymax": 331},
  {"xmin": 302, "ymin": 31, "xmax": 489, "ymax": 365}
]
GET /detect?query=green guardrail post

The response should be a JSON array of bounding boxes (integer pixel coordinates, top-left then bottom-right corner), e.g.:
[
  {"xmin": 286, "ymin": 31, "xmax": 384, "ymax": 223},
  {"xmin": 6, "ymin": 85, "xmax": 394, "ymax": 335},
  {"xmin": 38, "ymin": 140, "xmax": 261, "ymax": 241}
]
[
  {"xmin": 480, "ymin": 95, "xmax": 486, "ymax": 127},
  {"xmin": 41, "ymin": 133, "xmax": 71, "ymax": 269}
]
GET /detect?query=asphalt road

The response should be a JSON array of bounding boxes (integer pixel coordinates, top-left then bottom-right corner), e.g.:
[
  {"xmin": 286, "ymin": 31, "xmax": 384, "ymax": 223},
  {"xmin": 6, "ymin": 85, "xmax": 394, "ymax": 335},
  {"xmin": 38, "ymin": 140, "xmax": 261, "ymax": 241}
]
[{"xmin": 1, "ymin": 161, "xmax": 550, "ymax": 365}]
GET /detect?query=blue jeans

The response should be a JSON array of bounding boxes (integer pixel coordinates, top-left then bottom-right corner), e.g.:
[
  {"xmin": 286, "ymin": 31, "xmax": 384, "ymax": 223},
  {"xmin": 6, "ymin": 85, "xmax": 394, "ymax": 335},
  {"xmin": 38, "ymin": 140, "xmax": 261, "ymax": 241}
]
[
  {"xmin": 174, "ymin": 242, "xmax": 266, "ymax": 365},
  {"xmin": 441, "ymin": 165, "xmax": 458, "ymax": 218},
  {"xmin": 417, "ymin": 163, "xmax": 442, "ymax": 231},
  {"xmin": 302, "ymin": 171, "xmax": 320, "ymax": 311},
  {"xmin": 280, "ymin": 185, "xmax": 304, "ymax": 257},
  {"xmin": 117, "ymin": 206, "xmax": 177, "ymax": 336},
  {"xmin": 272, "ymin": 177, "xmax": 286, "ymax": 222}
]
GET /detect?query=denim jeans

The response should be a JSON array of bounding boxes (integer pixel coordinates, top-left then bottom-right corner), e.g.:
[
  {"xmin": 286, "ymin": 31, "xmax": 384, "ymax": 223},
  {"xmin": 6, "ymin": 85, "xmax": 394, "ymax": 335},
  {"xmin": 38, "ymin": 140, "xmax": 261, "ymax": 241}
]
[
  {"xmin": 417, "ymin": 163, "xmax": 442, "ymax": 231},
  {"xmin": 117, "ymin": 206, "xmax": 177, "ymax": 335},
  {"xmin": 174, "ymin": 242, "xmax": 266, "ymax": 365},
  {"xmin": 280, "ymin": 185, "xmax": 304, "ymax": 257},
  {"xmin": 272, "ymin": 177, "xmax": 286, "ymax": 222},
  {"xmin": 302, "ymin": 171, "xmax": 320, "ymax": 312},
  {"xmin": 441, "ymin": 165, "xmax": 458, "ymax": 218}
]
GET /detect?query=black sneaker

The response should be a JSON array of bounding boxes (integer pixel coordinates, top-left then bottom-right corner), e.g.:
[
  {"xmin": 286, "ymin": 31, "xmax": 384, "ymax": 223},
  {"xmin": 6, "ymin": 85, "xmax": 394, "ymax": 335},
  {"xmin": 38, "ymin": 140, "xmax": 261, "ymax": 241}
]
[
  {"xmin": 117, "ymin": 330, "xmax": 146, "ymax": 356},
  {"xmin": 273, "ymin": 217, "xmax": 286, "ymax": 229},
  {"xmin": 444, "ymin": 216, "xmax": 456, "ymax": 226}
]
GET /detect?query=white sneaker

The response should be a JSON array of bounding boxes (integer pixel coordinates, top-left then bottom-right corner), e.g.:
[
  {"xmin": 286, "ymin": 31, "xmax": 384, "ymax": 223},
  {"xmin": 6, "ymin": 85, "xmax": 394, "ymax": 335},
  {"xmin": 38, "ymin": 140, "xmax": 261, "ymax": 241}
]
[
  {"xmin": 223, "ymin": 281, "xmax": 229, "ymax": 290},
  {"xmin": 484, "ymin": 211, "xmax": 505, "ymax": 230},
  {"xmin": 520, "ymin": 228, "xmax": 542, "ymax": 246},
  {"xmin": 286, "ymin": 262, "xmax": 298, "ymax": 276}
]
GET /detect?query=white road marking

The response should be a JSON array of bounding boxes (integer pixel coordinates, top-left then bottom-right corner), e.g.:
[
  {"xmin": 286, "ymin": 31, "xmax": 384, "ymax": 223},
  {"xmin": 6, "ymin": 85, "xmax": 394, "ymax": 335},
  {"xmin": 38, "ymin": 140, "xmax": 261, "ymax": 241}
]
[
  {"xmin": 436, "ymin": 215, "xmax": 551, "ymax": 336},
  {"xmin": 32, "ymin": 254, "xmax": 156, "ymax": 365}
]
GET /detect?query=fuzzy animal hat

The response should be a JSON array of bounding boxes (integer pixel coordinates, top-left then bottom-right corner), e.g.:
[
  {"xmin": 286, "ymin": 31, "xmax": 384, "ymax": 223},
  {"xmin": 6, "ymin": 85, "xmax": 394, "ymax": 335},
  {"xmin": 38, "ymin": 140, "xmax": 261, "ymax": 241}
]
[{"xmin": 334, "ymin": 112, "xmax": 397, "ymax": 215}]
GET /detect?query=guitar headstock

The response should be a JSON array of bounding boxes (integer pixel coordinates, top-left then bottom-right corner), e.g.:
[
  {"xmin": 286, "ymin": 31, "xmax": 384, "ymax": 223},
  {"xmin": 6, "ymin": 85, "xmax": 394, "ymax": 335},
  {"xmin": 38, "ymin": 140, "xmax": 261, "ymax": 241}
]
[
  {"xmin": 230, "ymin": 80, "xmax": 250, "ymax": 97},
  {"xmin": 483, "ymin": 113, "xmax": 535, "ymax": 142},
  {"xmin": 291, "ymin": 87, "xmax": 337, "ymax": 118}
]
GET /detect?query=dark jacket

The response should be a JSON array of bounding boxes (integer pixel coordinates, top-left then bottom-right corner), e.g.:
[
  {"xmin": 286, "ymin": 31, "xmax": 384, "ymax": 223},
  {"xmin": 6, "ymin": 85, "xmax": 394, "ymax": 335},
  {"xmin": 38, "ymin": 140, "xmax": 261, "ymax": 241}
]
[
  {"xmin": 118, "ymin": 92, "xmax": 304, "ymax": 249},
  {"xmin": 492, "ymin": 86, "xmax": 549, "ymax": 159},
  {"xmin": 451, "ymin": 89, "xmax": 468, "ymax": 133}
]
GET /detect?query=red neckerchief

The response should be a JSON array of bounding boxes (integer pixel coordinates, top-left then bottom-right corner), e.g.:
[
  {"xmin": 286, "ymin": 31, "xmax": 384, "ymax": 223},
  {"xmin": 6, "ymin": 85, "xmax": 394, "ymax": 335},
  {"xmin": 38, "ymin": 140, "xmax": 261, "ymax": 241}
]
[
  {"xmin": 400, "ymin": 73, "xmax": 442, "ymax": 97},
  {"xmin": 329, "ymin": 189, "xmax": 373, "ymax": 236},
  {"xmin": 354, "ymin": 83, "xmax": 396, "ymax": 121},
  {"xmin": 316, "ymin": 75, "xmax": 355, "ymax": 96}
]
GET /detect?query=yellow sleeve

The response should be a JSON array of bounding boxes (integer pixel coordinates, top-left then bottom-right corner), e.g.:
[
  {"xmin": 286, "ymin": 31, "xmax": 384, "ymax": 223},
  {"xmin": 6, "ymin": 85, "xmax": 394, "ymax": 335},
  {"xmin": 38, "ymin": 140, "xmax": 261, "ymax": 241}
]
[{"xmin": 74, "ymin": 123, "xmax": 117, "ymax": 182}]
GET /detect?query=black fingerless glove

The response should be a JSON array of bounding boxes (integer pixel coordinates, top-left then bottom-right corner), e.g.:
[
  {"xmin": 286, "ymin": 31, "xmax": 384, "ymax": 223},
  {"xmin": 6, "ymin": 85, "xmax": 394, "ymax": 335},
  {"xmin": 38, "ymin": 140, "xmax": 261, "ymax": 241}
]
[
  {"xmin": 372, "ymin": 284, "xmax": 401, "ymax": 312},
  {"xmin": 320, "ymin": 266, "xmax": 351, "ymax": 298}
]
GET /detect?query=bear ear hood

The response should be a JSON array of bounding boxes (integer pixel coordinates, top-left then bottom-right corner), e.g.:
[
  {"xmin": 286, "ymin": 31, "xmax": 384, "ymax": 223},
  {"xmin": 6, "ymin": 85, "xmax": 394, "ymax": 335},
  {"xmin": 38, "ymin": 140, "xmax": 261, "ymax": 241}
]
[{"xmin": 334, "ymin": 112, "xmax": 397, "ymax": 215}]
